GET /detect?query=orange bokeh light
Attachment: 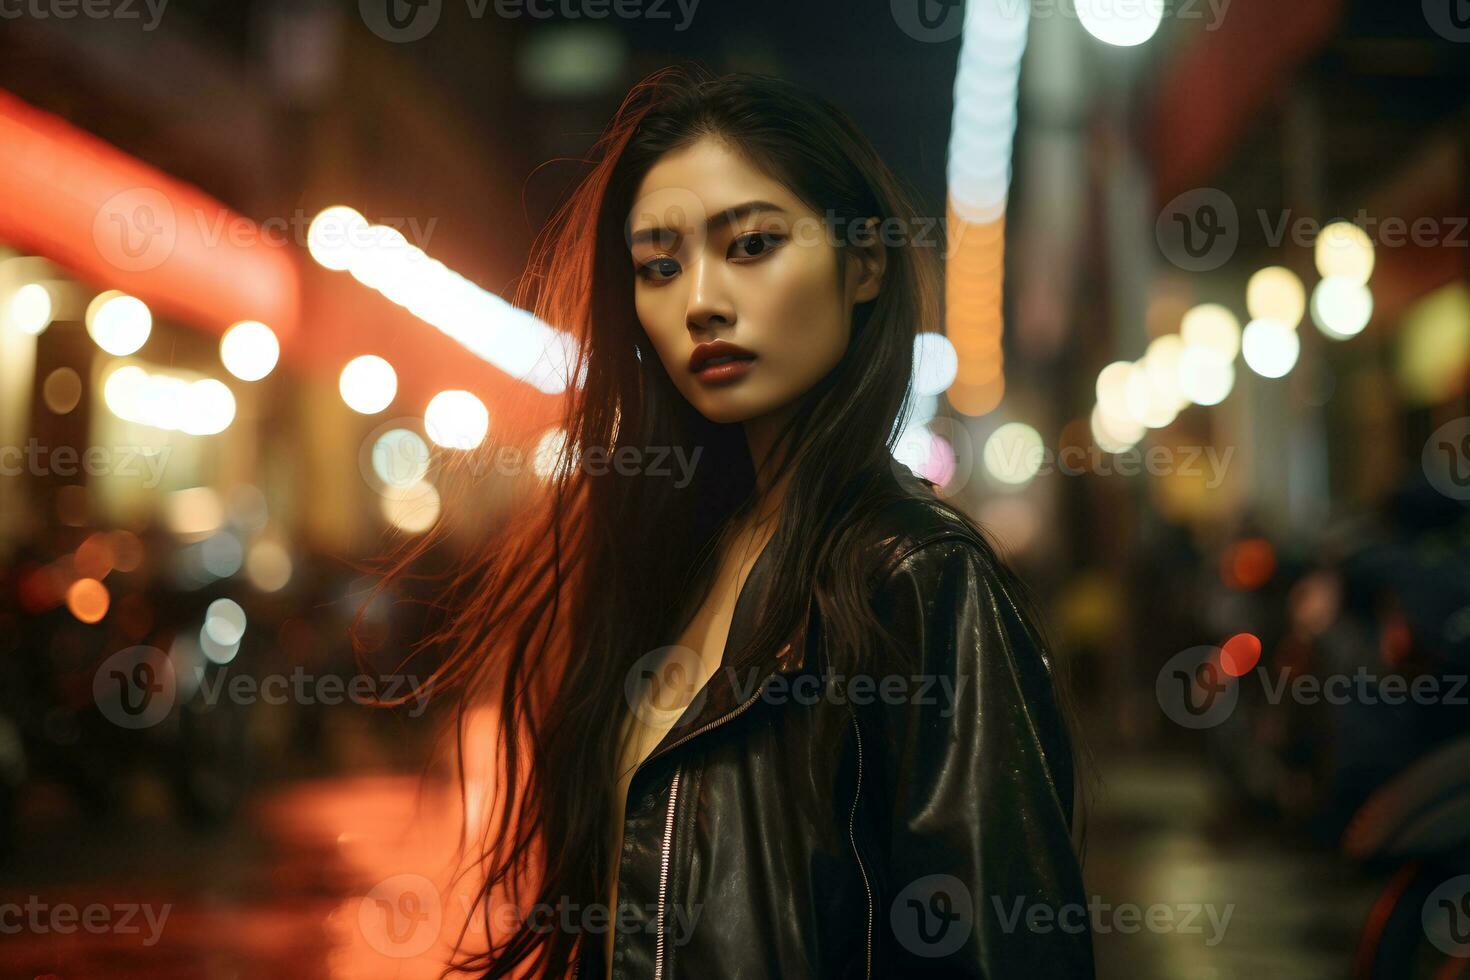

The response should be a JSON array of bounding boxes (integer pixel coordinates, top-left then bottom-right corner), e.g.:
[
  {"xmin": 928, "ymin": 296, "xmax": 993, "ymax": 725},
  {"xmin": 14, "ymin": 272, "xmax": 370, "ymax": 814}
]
[
  {"xmin": 66, "ymin": 577, "xmax": 110, "ymax": 623},
  {"xmin": 1222, "ymin": 538, "xmax": 1276, "ymax": 590}
]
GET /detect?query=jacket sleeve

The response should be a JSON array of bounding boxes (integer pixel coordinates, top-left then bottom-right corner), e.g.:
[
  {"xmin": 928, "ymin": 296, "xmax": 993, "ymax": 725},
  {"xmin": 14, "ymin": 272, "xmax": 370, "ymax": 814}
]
[{"xmin": 864, "ymin": 534, "xmax": 1094, "ymax": 978}]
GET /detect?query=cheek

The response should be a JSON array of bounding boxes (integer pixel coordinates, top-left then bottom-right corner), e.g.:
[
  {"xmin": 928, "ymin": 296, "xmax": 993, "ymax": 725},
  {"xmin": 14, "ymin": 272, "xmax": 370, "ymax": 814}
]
[
  {"xmin": 755, "ymin": 256, "xmax": 849, "ymax": 376},
  {"xmin": 635, "ymin": 289, "xmax": 686, "ymax": 368}
]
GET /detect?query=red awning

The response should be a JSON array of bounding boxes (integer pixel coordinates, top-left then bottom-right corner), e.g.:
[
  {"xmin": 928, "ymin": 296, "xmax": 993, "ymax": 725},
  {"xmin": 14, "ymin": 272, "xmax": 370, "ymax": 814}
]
[
  {"xmin": 0, "ymin": 88, "xmax": 563, "ymax": 442},
  {"xmin": 0, "ymin": 87, "xmax": 299, "ymax": 341}
]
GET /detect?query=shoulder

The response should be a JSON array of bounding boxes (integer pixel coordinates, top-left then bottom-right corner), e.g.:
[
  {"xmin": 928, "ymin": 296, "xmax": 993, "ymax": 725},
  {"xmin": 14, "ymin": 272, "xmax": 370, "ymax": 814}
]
[
  {"xmin": 849, "ymin": 464, "xmax": 1045, "ymax": 656},
  {"xmin": 851, "ymin": 463, "xmax": 1000, "ymax": 591}
]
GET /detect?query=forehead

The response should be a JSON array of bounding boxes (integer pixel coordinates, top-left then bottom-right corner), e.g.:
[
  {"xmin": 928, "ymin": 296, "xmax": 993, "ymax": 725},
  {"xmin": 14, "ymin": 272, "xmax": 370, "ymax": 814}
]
[{"xmin": 627, "ymin": 136, "xmax": 805, "ymax": 236}]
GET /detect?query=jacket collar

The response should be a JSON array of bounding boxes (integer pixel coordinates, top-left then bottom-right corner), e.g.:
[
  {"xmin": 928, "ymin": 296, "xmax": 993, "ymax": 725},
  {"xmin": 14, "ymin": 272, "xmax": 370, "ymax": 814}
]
[{"xmin": 635, "ymin": 460, "xmax": 942, "ymax": 771}]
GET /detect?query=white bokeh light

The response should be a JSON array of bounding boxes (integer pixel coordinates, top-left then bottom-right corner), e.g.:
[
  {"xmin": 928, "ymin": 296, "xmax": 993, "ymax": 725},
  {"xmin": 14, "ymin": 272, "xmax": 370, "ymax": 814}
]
[
  {"xmin": 1178, "ymin": 347, "xmax": 1236, "ymax": 406},
  {"xmin": 219, "ymin": 320, "xmax": 280, "ymax": 382},
  {"xmin": 307, "ymin": 206, "xmax": 369, "ymax": 272},
  {"xmin": 983, "ymin": 422, "xmax": 1044, "ymax": 487},
  {"xmin": 1091, "ymin": 402, "xmax": 1144, "ymax": 453},
  {"xmin": 1311, "ymin": 276, "xmax": 1374, "ymax": 340},
  {"xmin": 1076, "ymin": 0, "xmax": 1163, "ymax": 46},
  {"xmin": 9, "ymin": 283, "xmax": 54, "ymax": 335},
  {"xmin": 425, "ymin": 389, "xmax": 490, "ymax": 450},
  {"xmin": 339, "ymin": 355, "xmax": 398, "ymax": 414},
  {"xmin": 87, "ymin": 292, "xmax": 152, "ymax": 356},
  {"xmin": 913, "ymin": 332, "xmax": 959, "ymax": 397},
  {"xmin": 1180, "ymin": 304, "xmax": 1242, "ymax": 362},
  {"xmin": 1242, "ymin": 319, "xmax": 1301, "ymax": 378},
  {"xmin": 1315, "ymin": 221, "xmax": 1375, "ymax": 285}
]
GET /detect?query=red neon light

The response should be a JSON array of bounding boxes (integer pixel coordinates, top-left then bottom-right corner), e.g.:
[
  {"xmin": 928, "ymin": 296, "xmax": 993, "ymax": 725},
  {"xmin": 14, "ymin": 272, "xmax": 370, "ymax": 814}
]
[{"xmin": 0, "ymin": 88, "xmax": 299, "ymax": 340}]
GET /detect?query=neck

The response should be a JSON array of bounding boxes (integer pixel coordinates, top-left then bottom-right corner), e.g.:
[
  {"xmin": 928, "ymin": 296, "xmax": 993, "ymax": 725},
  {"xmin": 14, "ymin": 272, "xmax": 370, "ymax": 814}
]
[{"xmin": 741, "ymin": 402, "xmax": 799, "ymax": 532}]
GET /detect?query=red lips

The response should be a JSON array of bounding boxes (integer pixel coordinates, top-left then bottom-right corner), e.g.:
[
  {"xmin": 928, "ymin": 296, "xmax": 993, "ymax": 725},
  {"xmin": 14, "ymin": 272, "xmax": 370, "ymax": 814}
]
[{"xmin": 688, "ymin": 339, "xmax": 757, "ymax": 373}]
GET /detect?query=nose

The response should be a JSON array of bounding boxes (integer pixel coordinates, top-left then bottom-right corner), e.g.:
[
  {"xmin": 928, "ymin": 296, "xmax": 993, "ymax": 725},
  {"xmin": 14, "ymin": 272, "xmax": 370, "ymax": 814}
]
[{"xmin": 684, "ymin": 252, "xmax": 734, "ymax": 335}]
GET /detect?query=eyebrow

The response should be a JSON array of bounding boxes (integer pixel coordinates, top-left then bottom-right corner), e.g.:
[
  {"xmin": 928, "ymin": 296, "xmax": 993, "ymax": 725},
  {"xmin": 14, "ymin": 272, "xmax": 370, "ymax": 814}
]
[{"xmin": 628, "ymin": 200, "xmax": 788, "ymax": 248}]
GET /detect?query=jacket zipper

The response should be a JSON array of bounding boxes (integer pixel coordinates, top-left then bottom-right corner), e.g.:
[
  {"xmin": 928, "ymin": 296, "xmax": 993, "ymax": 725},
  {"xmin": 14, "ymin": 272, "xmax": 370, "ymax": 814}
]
[
  {"xmin": 642, "ymin": 676, "xmax": 772, "ymax": 979},
  {"xmin": 654, "ymin": 765, "xmax": 683, "ymax": 980},
  {"xmin": 593, "ymin": 766, "xmax": 694, "ymax": 980},
  {"xmin": 848, "ymin": 715, "xmax": 873, "ymax": 980},
  {"xmin": 633, "ymin": 664, "xmax": 783, "ymax": 980}
]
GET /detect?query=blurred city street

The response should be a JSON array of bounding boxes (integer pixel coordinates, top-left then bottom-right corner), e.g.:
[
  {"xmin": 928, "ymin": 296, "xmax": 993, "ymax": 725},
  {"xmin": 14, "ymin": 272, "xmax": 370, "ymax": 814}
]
[
  {"xmin": 3, "ymin": 0, "xmax": 1470, "ymax": 976},
  {"xmin": 0, "ymin": 746, "xmax": 1385, "ymax": 979}
]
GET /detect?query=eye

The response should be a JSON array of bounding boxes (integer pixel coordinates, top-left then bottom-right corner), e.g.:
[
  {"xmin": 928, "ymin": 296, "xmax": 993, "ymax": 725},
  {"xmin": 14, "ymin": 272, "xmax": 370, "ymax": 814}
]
[
  {"xmin": 636, "ymin": 256, "xmax": 681, "ymax": 283},
  {"xmin": 730, "ymin": 231, "xmax": 784, "ymax": 260}
]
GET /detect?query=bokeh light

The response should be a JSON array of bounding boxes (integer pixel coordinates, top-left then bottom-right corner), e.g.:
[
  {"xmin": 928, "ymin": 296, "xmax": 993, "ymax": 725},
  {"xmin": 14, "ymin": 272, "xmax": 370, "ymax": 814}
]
[
  {"xmin": 381, "ymin": 481, "xmax": 442, "ymax": 533},
  {"xmin": 1241, "ymin": 319, "xmax": 1301, "ymax": 378},
  {"xmin": 983, "ymin": 422, "xmax": 1044, "ymax": 486},
  {"xmin": 1314, "ymin": 221, "xmax": 1375, "ymax": 284},
  {"xmin": 1311, "ymin": 276, "xmax": 1374, "ymax": 340},
  {"xmin": 424, "ymin": 390, "xmax": 490, "ymax": 450},
  {"xmin": 1076, "ymin": 0, "xmax": 1163, "ymax": 46},
  {"xmin": 220, "ymin": 320, "xmax": 281, "ymax": 382},
  {"xmin": 66, "ymin": 578, "xmax": 110, "ymax": 623},
  {"xmin": 1246, "ymin": 267, "xmax": 1306, "ymax": 328},
  {"xmin": 339, "ymin": 355, "xmax": 398, "ymax": 414},
  {"xmin": 1177, "ymin": 347, "xmax": 1236, "ymax": 406},
  {"xmin": 8, "ymin": 282, "xmax": 54, "ymax": 335},
  {"xmin": 1180, "ymin": 304, "xmax": 1242, "ymax": 362},
  {"xmin": 87, "ymin": 292, "xmax": 152, "ymax": 356}
]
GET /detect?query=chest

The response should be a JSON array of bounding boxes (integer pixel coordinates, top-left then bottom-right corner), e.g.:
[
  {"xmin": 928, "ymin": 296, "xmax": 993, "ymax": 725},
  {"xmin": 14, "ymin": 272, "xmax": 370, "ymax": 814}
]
[{"xmin": 616, "ymin": 543, "xmax": 762, "ymax": 784}]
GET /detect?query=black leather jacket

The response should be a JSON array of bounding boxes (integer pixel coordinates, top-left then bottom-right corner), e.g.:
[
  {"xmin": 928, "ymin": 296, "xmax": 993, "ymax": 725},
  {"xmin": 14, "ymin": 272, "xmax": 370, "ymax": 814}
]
[{"xmin": 581, "ymin": 466, "xmax": 1093, "ymax": 979}]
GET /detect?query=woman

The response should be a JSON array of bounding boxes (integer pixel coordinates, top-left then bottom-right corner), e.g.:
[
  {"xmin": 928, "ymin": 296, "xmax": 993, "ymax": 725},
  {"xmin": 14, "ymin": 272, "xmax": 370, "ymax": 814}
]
[{"xmin": 379, "ymin": 67, "xmax": 1092, "ymax": 979}]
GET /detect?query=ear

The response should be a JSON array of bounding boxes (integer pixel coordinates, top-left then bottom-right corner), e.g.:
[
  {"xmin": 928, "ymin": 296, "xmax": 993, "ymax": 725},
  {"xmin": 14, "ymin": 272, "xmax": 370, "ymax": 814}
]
[{"xmin": 848, "ymin": 216, "xmax": 887, "ymax": 304}]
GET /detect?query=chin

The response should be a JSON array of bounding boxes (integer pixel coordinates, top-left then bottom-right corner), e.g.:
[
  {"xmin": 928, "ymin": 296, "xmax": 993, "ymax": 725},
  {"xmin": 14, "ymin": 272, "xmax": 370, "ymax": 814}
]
[
  {"xmin": 685, "ymin": 391, "xmax": 771, "ymax": 426},
  {"xmin": 691, "ymin": 401, "xmax": 758, "ymax": 426}
]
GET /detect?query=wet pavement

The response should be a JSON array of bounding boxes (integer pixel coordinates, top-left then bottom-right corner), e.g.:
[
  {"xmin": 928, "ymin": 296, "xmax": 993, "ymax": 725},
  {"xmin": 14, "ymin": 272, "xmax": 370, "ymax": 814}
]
[
  {"xmin": 1085, "ymin": 753, "xmax": 1380, "ymax": 979},
  {"xmin": 0, "ymin": 749, "xmax": 1384, "ymax": 979}
]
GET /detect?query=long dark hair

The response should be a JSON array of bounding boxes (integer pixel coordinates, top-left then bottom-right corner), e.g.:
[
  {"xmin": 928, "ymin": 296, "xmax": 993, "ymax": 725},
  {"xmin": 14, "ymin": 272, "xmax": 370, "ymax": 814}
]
[{"xmin": 362, "ymin": 65, "xmax": 1082, "ymax": 978}]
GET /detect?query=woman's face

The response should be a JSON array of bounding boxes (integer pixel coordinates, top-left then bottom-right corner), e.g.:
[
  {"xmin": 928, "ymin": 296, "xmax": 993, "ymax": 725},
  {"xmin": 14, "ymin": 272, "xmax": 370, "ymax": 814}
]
[{"xmin": 627, "ymin": 136, "xmax": 884, "ymax": 425}]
